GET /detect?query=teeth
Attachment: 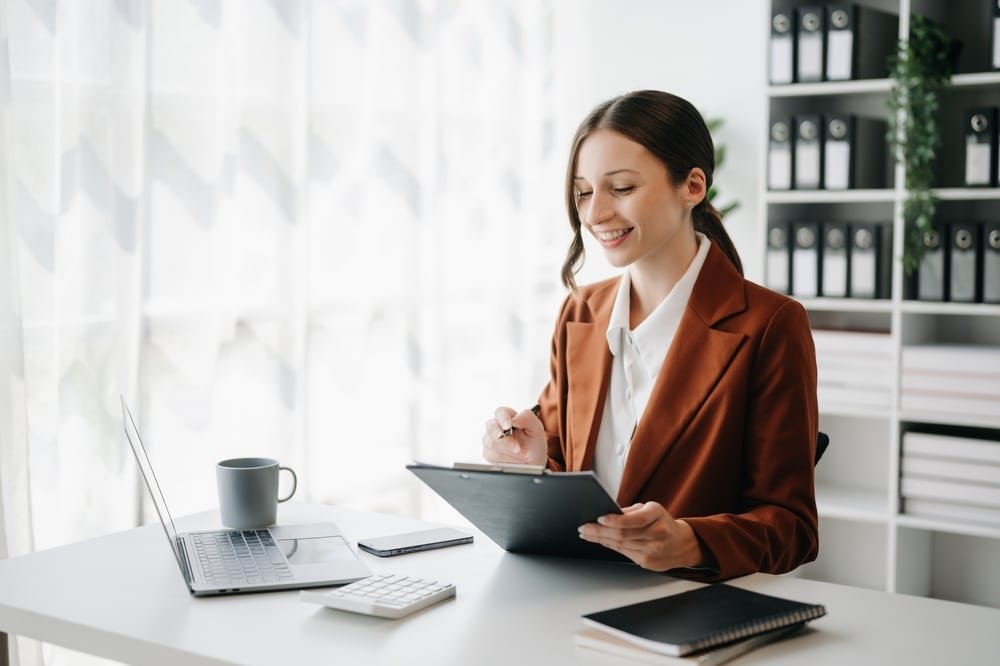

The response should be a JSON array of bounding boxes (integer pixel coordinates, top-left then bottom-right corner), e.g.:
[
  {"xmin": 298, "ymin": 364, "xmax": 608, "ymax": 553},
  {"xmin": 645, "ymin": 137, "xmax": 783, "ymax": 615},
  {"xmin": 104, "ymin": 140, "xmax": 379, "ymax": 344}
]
[{"xmin": 597, "ymin": 229, "xmax": 630, "ymax": 241}]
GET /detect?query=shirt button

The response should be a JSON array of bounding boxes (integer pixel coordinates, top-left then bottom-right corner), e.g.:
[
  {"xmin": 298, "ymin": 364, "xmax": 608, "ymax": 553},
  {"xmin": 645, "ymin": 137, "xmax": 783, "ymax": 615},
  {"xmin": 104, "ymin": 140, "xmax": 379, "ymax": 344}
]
[
  {"xmin": 625, "ymin": 389, "xmax": 632, "ymax": 400},
  {"xmin": 615, "ymin": 442, "xmax": 625, "ymax": 455}
]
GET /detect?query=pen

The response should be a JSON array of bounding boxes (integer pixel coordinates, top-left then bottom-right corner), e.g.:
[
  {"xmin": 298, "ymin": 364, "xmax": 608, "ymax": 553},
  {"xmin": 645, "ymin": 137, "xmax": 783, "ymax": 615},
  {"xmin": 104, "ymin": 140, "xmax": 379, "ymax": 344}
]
[{"xmin": 498, "ymin": 404, "xmax": 541, "ymax": 439}]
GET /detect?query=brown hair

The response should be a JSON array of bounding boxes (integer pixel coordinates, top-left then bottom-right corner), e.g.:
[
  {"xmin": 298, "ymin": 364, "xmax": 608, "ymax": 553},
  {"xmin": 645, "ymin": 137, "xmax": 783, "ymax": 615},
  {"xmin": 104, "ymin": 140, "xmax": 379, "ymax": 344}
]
[{"xmin": 560, "ymin": 90, "xmax": 743, "ymax": 292}]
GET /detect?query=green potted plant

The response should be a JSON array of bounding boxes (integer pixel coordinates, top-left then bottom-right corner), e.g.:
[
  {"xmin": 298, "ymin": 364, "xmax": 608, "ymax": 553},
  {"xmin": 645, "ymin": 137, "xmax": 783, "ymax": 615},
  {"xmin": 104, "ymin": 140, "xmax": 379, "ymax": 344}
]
[{"xmin": 886, "ymin": 15, "xmax": 956, "ymax": 274}]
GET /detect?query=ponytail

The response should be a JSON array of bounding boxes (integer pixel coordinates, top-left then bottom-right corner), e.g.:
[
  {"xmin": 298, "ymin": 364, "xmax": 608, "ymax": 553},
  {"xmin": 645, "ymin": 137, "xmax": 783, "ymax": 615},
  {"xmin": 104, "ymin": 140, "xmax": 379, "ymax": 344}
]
[{"xmin": 693, "ymin": 199, "xmax": 743, "ymax": 276}]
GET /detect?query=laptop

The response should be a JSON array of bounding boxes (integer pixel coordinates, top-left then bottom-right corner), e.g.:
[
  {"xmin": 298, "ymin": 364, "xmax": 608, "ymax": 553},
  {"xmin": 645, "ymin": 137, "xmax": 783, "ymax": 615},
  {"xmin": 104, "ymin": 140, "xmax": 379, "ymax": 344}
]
[{"xmin": 120, "ymin": 396, "xmax": 370, "ymax": 596}]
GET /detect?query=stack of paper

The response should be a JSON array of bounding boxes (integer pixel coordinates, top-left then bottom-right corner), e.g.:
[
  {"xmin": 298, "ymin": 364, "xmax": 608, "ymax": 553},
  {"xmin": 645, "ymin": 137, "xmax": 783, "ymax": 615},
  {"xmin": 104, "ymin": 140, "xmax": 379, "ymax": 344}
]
[
  {"xmin": 812, "ymin": 329, "xmax": 893, "ymax": 412},
  {"xmin": 900, "ymin": 432, "xmax": 1000, "ymax": 526},
  {"xmin": 900, "ymin": 345, "xmax": 1000, "ymax": 421}
]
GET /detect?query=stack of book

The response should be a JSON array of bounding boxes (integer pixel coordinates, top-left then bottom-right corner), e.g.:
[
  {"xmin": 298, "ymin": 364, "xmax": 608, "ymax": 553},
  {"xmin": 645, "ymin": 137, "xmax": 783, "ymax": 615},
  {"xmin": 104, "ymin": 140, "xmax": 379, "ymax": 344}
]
[
  {"xmin": 574, "ymin": 584, "xmax": 825, "ymax": 665},
  {"xmin": 900, "ymin": 345, "xmax": 1000, "ymax": 421},
  {"xmin": 811, "ymin": 329, "xmax": 893, "ymax": 413},
  {"xmin": 900, "ymin": 432, "xmax": 1000, "ymax": 527}
]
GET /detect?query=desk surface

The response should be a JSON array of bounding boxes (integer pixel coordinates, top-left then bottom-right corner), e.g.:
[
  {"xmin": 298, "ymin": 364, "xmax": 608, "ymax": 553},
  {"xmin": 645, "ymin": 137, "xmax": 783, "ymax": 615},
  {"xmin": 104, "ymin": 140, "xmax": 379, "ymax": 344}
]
[{"xmin": 1, "ymin": 502, "xmax": 999, "ymax": 665}]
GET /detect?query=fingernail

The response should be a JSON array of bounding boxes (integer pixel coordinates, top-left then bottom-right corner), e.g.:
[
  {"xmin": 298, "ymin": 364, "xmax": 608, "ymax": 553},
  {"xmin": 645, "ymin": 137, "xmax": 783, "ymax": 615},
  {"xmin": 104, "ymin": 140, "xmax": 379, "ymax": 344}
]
[{"xmin": 597, "ymin": 516, "xmax": 608, "ymax": 525}]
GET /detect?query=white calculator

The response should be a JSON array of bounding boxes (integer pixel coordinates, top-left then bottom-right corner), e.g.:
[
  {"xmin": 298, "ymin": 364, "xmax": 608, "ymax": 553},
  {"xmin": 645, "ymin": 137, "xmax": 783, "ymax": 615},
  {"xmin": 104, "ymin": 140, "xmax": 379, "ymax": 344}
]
[{"xmin": 300, "ymin": 573, "xmax": 456, "ymax": 619}]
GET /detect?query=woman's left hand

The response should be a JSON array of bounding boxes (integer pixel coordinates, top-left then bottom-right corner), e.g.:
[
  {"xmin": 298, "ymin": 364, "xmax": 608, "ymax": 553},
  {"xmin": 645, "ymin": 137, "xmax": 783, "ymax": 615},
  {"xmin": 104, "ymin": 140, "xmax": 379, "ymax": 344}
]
[{"xmin": 578, "ymin": 501, "xmax": 704, "ymax": 572}]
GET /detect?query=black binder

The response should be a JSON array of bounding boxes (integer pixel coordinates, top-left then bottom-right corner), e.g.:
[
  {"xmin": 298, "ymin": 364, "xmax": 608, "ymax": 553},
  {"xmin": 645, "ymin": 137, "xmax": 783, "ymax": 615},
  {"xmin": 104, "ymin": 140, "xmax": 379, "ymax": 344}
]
[
  {"xmin": 820, "ymin": 222, "xmax": 849, "ymax": 297},
  {"xmin": 850, "ymin": 223, "xmax": 890, "ymax": 299},
  {"xmin": 824, "ymin": 3, "xmax": 898, "ymax": 81},
  {"xmin": 766, "ymin": 220, "xmax": 792, "ymax": 294},
  {"xmin": 965, "ymin": 107, "xmax": 998, "ymax": 187},
  {"xmin": 915, "ymin": 223, "xmax": 948, "ymax": 301},
  {"xmin": 770, "ymin": 8, "xmax": 796, "ymax": 84},
  {"xmin": 406, "ymin": 462, "xmax": 628, "ymax": 562},
  {"xmin": 949, "ymin": 222, "xmax": 982, "ymax": 302},
  {"xmin": 794, "ymin": 114, "xmax": 823, "ymax": 190},
  {"xmin": 984, "ymin": 222, "xmax": 1000, "ymax": 303},
  {"xmin": 823, "ymin": 113, "xmax": 889, "ymax": 190},
  {"xmin": 768, "ymin": 117, "xmax": 794, "ymax": 190},
  {"xmin": 792, "ymin": 221, "xmax": 820, "ymax": 298},
  {"xmin": 796, "ymin": 6, "xmax": 825, "ymax": 83}
]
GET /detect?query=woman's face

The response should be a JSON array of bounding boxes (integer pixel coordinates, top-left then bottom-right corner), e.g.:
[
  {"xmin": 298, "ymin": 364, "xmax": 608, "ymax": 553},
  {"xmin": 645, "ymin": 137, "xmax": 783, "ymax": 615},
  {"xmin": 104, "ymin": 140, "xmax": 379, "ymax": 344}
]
[{"xmin": 573, "ymin": 129, "xmax": 694, "ymax": 270}]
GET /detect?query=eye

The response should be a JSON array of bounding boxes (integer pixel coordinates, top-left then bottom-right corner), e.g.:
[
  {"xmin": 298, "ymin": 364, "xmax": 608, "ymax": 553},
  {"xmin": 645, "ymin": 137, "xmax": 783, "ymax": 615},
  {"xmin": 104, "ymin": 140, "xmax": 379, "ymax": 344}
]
[
  {"xmin": 575, "ymin": 190, "xmax": 593, "ymax": 201},
  {"xmin": 612, "ymin": 186, "xmax": 635, "ymax": 195}
]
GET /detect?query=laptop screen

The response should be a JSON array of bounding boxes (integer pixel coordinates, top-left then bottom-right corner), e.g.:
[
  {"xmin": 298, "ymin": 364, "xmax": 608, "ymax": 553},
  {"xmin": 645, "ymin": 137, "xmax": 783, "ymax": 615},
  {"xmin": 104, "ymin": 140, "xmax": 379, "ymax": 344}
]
[{"xmin": 120, "ymin": 396, "xmax": 186, "ymax": 574}]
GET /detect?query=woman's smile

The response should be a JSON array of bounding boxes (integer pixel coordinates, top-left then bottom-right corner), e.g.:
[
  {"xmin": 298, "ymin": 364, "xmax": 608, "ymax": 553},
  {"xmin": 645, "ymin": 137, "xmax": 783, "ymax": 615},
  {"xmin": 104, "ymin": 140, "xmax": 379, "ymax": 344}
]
[{"xmin": 594, "ymin": 227, "xmax": 634, "ymax": 247}]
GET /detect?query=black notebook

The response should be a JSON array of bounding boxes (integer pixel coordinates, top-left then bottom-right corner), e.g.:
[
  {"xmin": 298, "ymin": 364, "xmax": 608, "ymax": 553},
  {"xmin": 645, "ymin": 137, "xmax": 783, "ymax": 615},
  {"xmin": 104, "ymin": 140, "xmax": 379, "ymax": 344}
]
[{"xmin": 582, "ymin": 584, "xmax": 826, "ymax": 657}]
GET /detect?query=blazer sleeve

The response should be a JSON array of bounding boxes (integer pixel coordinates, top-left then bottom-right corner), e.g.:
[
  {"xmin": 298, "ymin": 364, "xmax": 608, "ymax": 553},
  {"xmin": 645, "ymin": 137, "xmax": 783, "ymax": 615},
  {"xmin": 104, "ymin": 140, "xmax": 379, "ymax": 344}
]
[{"xmin": 680, "ymin": 299, "xmax": 819, "ymax": 581}]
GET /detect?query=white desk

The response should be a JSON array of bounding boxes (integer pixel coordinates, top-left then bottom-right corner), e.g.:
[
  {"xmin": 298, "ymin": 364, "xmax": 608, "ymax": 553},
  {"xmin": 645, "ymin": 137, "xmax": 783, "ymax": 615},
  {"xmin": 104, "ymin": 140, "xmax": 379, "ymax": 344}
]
[{"xmin": 1, "ymin": 501, "xmax": 998, "ymax": 665}]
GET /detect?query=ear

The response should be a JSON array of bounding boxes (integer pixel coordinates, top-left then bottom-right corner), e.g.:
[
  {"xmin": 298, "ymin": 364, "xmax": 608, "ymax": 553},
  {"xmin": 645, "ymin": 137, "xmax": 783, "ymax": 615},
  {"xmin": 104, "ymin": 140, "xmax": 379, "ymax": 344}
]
[{"xmin": 682, "ymin": 168, "xmax": 708, "ymax": 206}]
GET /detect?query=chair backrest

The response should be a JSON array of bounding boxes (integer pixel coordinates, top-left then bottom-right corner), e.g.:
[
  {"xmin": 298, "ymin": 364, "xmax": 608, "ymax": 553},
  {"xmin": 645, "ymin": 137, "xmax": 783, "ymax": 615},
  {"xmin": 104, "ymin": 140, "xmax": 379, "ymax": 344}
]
[{"xmin": 816, "ymin": 431, "xmax": 830, "ymax": 465}]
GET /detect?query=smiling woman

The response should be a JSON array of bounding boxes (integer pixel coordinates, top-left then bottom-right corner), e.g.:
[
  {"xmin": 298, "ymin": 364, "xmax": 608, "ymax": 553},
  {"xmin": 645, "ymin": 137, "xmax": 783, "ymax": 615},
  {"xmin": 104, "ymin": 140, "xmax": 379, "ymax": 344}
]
[{"xmin": 482, "ymin": 90, "xmax": 819, "ymax": 581}]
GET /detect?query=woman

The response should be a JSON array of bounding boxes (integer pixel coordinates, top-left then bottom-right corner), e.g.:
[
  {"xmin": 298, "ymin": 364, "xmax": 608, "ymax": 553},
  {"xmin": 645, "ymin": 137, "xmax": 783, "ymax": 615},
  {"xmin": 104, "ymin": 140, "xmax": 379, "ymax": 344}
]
[{"xmin": 482, "ymin": 90, "xmax": 818, "ymax": 581}]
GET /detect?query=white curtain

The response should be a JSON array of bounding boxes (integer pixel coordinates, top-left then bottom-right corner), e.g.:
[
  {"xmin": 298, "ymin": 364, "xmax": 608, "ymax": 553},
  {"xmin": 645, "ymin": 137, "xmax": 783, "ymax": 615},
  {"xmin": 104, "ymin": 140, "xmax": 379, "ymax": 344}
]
[{"xmin": 1, "ymin": 1, "xmax": 560, "ymax": 663}]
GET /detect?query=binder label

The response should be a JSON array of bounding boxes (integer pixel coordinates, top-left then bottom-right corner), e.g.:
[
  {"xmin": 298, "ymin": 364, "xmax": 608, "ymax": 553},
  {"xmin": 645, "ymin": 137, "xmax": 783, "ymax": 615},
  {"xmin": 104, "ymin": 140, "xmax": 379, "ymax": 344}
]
[
  {"xmin": 823, "ymin": 254, "xmax": 847, "ymax": 297},
  {"xmin": 768, "ymin": 145, "xmax": 792, "ymax": 190},
  {"xmin": 770, "ymin": 36, "xmax": 793, "ymax": 84},
  {"xmin": 796, "ymin": 143, "xmax": 821, "ymax": 188},
  {"xmin": 824, "ymin": 142, "xmax": 850, "ymax": 190},
  {"xmin": 852, "ymin": 251, "xmax": 876, "ymax": 298},
  {"xmin": 995, "ymin": 18, "xmax": 1000, "ymax": 68},
  {"xmin": 767, "ymin": 252, "xmax": 789, "ymax": 293},
  {"xmin": 798, "ymin": 33, "xmax": 823, "ymax": 81},
  {"xmin": 966, "ymin": 140, "xmax": 992, "ymax": 185},
  {"xmin": 827, "ymin": 31, "xmax": 853, "ymax": 81}
]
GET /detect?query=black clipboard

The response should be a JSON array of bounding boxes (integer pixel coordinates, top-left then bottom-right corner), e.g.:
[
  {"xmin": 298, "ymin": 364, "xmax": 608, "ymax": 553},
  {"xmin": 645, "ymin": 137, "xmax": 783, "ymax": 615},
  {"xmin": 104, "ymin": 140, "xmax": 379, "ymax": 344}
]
[{"xmin": 406, "ymin": 462, "xmax": 629, "ymax": 563}]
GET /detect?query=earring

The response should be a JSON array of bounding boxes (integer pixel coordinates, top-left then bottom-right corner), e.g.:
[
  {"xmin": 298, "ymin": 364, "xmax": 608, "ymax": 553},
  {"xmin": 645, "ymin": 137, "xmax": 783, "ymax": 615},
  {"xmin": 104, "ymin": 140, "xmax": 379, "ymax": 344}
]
[{"xmin": 687, "ymin": 200, "xmax": 694, "ymax": 208}]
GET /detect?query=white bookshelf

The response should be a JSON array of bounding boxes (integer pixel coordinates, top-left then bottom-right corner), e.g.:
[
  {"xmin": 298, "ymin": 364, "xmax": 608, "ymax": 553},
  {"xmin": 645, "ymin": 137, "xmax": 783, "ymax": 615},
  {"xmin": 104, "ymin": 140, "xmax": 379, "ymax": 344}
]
[
  {"xmin": 816, "ymin": 484, "xmax": 892, "ymax": 523},
  {"xmin": 764, "ymin": 0, "xmax": 1000, "ymax": 607},
  {"xmin": 765, "ymin": 188, "xmax": 897, "ymax": 203}
]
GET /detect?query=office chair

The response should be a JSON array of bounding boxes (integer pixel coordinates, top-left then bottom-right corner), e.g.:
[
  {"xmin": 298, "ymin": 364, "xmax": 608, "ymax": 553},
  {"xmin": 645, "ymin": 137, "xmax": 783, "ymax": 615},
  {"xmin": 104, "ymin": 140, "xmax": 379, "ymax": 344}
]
[{"xmin": 816, "ymin": 431, "xmax": 830, "ymax": 465}]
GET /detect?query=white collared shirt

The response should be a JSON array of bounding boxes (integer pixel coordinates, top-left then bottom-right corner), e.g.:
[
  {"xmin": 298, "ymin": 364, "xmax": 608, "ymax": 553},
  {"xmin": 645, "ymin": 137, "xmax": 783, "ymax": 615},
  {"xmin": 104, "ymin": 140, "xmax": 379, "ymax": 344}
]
[{"xmin": 593, "ymin": 233, "xmax": 712, "ymax": 499}]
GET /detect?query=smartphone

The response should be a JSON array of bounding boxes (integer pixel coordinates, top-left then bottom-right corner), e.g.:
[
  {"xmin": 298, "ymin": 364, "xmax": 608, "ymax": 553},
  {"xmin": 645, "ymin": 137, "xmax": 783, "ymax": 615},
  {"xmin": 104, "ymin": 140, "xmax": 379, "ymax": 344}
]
[{"xmin": 357, "ymin": 528, "xmax": 473, "ymax": 557}]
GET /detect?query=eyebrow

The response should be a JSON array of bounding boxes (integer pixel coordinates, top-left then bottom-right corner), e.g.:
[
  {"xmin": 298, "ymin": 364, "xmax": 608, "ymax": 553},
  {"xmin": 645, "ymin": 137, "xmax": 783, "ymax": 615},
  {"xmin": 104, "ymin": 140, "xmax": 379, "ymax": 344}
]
[{"xmin": 573, "ymin": 169, "xmax": 640, "ymax": 180}]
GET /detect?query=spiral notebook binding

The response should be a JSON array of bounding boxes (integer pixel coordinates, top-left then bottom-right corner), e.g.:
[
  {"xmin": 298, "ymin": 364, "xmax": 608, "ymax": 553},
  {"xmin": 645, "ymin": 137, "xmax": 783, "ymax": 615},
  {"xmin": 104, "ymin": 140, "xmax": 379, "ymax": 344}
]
[{"xmin": 688, "ymin": 605, "xmax": 826, "ymax": 653}]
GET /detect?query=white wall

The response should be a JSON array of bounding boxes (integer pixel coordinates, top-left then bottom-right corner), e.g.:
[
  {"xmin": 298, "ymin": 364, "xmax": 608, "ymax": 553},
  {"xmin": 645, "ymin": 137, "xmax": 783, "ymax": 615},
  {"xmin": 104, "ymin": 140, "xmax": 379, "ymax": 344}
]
[{"xmin": 550, "ymin": 0, "xmax": 769, "ymax": 282}]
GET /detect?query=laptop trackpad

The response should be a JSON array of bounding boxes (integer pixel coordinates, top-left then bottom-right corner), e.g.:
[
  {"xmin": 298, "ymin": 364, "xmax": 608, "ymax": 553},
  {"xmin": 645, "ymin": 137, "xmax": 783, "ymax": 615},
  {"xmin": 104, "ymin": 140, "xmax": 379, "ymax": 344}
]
[{"xmin": 277, "ymin": 536, "xmax": 357, "ymax": 565}]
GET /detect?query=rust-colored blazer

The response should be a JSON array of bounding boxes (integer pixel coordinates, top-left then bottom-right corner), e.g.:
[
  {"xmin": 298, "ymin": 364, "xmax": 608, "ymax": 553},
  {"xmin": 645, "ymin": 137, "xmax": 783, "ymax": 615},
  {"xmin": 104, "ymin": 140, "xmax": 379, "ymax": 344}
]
[{"xmin": 537, "ymin": 242, "xmax": 819, "ymax": 581}]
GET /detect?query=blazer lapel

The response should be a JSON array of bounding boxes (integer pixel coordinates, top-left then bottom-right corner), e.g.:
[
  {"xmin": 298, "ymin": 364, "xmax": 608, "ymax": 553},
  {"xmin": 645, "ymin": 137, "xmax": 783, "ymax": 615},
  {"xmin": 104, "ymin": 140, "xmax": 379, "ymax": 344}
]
[
  {"xmin": 616, "ymin": 244, "xmax": 748, "ymax": 505},
  {"xmin": 564, "ymin": 282, "xmax": 616, "ymax": 471}
]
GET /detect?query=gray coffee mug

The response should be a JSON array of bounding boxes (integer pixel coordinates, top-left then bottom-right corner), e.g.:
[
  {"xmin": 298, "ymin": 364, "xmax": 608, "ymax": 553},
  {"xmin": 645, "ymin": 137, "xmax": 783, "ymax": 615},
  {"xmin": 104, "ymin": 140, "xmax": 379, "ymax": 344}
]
[{"xmin": 216, "ymin": 457, "xmax": 297, "ymax": 529}]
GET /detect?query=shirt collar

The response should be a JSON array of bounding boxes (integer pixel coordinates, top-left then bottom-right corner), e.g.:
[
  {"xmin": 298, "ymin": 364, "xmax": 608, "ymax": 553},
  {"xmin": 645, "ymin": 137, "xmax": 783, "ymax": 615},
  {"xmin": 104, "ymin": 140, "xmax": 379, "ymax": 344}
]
[{"xmin": 606, "ymin": 271, "xmax": 632, "ymax": 357}]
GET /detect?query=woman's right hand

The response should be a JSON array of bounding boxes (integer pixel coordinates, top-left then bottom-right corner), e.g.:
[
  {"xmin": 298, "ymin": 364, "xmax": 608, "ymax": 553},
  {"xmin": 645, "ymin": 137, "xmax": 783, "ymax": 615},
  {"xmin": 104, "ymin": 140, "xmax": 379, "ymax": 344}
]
[{"xmin": 481, "ymin": 406, "xmax": 547, "ymax": 466}]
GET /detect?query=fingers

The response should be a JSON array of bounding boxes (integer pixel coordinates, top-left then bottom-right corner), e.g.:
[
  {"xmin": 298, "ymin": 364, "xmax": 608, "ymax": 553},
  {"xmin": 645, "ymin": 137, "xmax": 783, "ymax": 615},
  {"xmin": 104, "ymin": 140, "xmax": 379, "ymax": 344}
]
[
  {"xmin": 482, "ymin": 429, "xmax": 523, "ymax": 462},
  {"xmin": 493, "ymin": 406, "xmax": 517, "ymax": 433},
  {"xmin": 578, "ymin": 503, "xmax": 674, "ymax": 558},
  {"xmin": 597, "ymin": 502, "xmax": 670, "ymax": 528},
  {"xmin": 483, "ymin": 405, "xmax": 547, "ymax": 466},
  {"xmin": 483, "ymin": 418, "xmax": 505, "ymax": 441},
  {"xmin": 511, "ymin": 406, "xmax": 542, "ymax": 428}
]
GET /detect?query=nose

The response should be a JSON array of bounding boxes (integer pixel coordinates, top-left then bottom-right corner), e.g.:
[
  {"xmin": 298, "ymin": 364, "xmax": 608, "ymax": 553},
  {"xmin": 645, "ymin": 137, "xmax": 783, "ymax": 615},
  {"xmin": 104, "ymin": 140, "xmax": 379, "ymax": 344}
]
[{"xmin": 584, "ymin": 191, "xmax": 614, "ymax": 227}]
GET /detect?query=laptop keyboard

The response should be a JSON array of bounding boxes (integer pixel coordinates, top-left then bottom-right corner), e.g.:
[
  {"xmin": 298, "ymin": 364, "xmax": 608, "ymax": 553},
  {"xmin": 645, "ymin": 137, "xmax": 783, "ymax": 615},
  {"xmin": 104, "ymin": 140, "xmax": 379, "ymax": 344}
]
[{"xmin": 192, "ymin": 529, "xmax": 293, "ymax": 586}]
